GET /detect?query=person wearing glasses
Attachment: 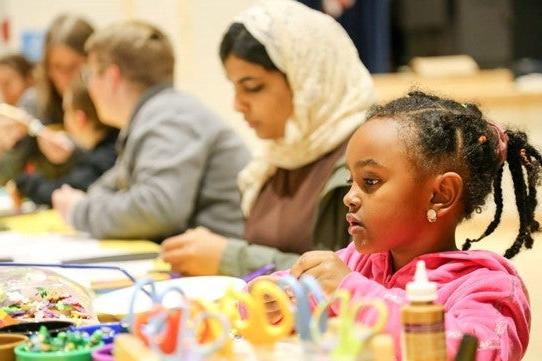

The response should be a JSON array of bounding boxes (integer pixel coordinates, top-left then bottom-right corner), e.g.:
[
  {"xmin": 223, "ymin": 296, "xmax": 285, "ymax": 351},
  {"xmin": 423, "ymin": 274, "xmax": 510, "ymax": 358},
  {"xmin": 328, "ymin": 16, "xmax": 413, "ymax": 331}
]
[{"xmin": 52, "ymin": 20, "xmax": 249, "ymax": 241}]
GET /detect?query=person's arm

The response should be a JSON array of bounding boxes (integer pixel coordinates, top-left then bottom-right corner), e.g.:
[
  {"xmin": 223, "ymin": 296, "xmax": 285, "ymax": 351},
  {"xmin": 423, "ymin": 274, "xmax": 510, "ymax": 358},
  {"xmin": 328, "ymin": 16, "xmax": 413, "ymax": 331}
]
[
  {"xmin": 0, "ymin": 137, "xmax": 35, "ymax": 185},
  {"xmin": 15, "ymin": 147, "xmax": 115, "ymax": 206},
  {"xmin": 337, "ymin": 271, "xmax": 530, "ymax": 361},
  {"xmin": 70, "ymin": 117, "xmax": 209, "ymax": 240},
  {"xmin": 184, "ymin": 126, "xmax": 248, "ymax": 239},
  {"xmin": 60, "ymin": 140, "xmax": 117, "ymax": 192},
  {"xmin": 0, "ymin": 87, "xmax": 39, "ymax": 162},
  {"xmin": 15, "ymin": 173, "xmax": 61, "ymax": 206},
  {"xmin": 36, "ymin": 130, "xmax": 76, "ymax": 165},
  {"xmin": 16, "ymin": 87, "xmax": 40, "ymax": 120},
  {"xmin": 219, "ymin": 238, "xmax": 300, "ymax": 276}
]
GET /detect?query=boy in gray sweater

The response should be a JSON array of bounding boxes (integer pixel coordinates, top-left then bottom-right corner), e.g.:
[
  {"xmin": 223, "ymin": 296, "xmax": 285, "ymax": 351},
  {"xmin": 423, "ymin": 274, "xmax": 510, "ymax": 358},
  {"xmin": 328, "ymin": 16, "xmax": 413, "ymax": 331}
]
[{"xmin": 52, "ymin": 21, "xmax": 249, "ymax": 240}]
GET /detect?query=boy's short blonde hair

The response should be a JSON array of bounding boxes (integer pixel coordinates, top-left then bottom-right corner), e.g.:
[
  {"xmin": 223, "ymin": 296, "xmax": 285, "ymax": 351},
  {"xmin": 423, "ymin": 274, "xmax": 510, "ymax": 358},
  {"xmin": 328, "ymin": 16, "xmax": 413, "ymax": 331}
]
[
  {"xmin": 65, "ymin": 77, "xmax": 109, "ymax": 132},
  {"xmin": 85, "ymin": 20, "xmax": 174, "ymax": 88}
]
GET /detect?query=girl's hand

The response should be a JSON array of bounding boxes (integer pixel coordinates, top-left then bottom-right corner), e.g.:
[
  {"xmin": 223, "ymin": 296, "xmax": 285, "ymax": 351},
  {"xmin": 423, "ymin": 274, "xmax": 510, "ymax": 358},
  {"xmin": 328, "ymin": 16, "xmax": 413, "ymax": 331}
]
[
  {"xmin": 161, "ymin": 227, "xmax": 227, "ymax": 276},
  {"xmin": 290, "ymin": 250, "xmax": 351, "ymax": 295},
  {"xmin": 247, "ymin": 275, "xmax": 293, "ymax": 324}
]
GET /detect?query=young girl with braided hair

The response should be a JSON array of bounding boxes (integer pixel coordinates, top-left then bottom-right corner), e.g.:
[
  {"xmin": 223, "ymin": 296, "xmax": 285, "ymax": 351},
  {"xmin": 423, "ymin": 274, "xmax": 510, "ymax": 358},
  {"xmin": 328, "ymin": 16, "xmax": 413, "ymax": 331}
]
[{"xmin": 269, "ymin": 91, "xmax": 538, "ymax": 360}]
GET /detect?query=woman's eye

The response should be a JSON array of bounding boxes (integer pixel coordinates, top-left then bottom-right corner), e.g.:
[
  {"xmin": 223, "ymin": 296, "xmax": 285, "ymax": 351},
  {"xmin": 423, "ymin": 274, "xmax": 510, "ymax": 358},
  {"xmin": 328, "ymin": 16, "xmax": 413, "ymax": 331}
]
[
  {"xmin": 244, "ymin": 84, "xmax": 264, "ymax": 93},
  {"xmin": 346, "ymin": 176, "xmax": 353, "ymax": 185}
]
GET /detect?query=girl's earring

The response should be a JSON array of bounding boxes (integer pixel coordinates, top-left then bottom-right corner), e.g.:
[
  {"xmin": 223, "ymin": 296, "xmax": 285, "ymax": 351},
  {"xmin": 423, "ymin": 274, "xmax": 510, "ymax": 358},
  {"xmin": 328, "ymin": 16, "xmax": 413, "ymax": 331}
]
[{"xmin": 427, "ymin": 209, "xmax": 437, "ymax": 223}]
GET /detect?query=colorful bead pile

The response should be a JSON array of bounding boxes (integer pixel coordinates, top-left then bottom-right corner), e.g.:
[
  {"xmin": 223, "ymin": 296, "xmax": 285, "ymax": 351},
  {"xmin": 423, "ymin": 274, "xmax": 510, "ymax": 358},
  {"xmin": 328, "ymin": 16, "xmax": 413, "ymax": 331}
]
[
  {"xmin": 22, "ymin": 325, "xmax": 103, "ymax": 353},
  {"xmin": 0, "ymin": 287, "xmax": 92, "ymax": 322}
]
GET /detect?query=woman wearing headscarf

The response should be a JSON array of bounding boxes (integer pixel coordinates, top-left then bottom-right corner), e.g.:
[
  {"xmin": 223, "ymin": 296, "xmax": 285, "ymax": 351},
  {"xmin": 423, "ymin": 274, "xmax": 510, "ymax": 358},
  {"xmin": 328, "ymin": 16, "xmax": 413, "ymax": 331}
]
[{"xmin": 161, "ymin": 0, "xmax": 375, "ymax": 276}]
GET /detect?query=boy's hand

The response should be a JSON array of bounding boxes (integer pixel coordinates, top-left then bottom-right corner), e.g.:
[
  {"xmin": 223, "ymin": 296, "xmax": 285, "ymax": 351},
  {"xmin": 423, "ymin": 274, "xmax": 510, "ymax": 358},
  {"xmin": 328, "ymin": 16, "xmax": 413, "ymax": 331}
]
[
  {"xmin": 290, "ymin": 251, "xmax": 351, "ymax": 295},
  {"xmin": 37, "ymin": 129, "xmax": 75, "ymax": 164},
  {"xmin": 52, "ymin": 184, "xmax": 86, "ymax": 223}
]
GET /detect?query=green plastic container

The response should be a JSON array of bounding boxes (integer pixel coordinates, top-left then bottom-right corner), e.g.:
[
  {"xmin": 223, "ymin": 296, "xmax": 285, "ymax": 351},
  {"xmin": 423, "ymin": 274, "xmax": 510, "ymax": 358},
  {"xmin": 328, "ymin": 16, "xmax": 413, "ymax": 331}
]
[{"xmin": 14, "ymin": 344, "xmax": 103, "ymax": 361}]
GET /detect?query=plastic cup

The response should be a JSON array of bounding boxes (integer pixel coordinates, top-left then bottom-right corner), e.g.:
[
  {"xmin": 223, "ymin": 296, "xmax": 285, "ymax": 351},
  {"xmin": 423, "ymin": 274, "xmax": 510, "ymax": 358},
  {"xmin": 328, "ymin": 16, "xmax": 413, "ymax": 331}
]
[
  {"xmin": 91, "ymin": 344, "xmax": 113, "ymax": 361},
  {"xmin": 0, "ymin": 334, "xmax": 28, "ymax": 361},
  {"xmin": 14, "ymin": 343, "xmax": 103, "ymax": 361}
]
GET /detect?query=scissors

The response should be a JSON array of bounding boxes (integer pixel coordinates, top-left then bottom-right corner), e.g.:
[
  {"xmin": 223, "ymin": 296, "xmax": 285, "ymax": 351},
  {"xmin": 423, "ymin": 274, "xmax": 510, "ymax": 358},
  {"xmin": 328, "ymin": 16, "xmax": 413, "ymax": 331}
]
[
  {"xmin": 127, "ymin": 278, "xmax": 230, "ymax": 360},
  {"xmin": 220, "ymin": 278, "xmax": 294, "ymax": 345},
  {"xmin": 310, "ymin": 289, "xmax": 388, "ymax": 360},
  {"xmin": 190, "ymin": 298, "xmax": 234, "ymax": 356},
  {"xmin": 277, "ymin": 275, "xmax": 327, "ymax": 342}
]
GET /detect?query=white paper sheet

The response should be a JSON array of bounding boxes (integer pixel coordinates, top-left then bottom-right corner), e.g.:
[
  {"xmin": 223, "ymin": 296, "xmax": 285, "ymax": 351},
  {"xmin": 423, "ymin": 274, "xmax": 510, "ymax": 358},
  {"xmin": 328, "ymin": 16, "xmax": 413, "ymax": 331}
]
[{"xmin": 0, "ymin": 232, "xmax": 155, "ymax": 288}]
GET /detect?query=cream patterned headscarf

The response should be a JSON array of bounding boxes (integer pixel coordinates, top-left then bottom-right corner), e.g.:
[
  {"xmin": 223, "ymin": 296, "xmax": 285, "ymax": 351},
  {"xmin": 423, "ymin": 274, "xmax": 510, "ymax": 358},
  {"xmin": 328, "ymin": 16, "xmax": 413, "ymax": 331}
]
[{"xmin": 234, "ymin": 0, "xmax": 375, "ymax": 215}]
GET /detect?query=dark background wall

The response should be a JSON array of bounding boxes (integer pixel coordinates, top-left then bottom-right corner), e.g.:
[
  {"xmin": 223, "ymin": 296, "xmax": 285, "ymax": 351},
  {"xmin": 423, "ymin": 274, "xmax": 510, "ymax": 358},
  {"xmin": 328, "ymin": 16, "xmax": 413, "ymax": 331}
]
[
  {"xmin": 299, "ymin": 0, "xmax": 542, "ymax": 74},
  {"xmin": 513, "ymin": 0, "xmax": 542, "ymax": 60}
]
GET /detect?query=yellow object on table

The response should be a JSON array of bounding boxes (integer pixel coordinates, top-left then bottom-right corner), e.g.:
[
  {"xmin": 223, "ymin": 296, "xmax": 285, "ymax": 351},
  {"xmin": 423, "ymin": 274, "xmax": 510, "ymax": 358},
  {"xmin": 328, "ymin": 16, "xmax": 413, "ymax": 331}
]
[
  {"xmin": 0, "ymin": 209, "xmax": 167, "ymax": 292},
  {"xmin": 1, "ymin": 209, "xmax": 71, "ymax": 234},
  {"xmin": 0, "ymin": 209, "xmax": 159, "ymax": 250},
  {"xmin": 114, "ymin": 334, "xmax": 160, "ymax": 361}
]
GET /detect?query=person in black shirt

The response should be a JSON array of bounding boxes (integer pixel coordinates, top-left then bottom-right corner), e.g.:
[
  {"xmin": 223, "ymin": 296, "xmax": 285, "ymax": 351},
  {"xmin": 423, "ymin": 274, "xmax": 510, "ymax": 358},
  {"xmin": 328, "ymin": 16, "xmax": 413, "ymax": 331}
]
[{"xmin": 15, "ymin": 77, "xmax": 117, "ymax": 206}]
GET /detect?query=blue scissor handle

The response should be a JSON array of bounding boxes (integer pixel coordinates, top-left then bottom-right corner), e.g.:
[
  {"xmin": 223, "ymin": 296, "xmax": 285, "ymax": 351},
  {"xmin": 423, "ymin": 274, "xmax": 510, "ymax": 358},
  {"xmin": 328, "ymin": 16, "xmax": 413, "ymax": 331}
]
[
  {"xmin": 125, "ymin": 278, "xmax": 158, "ymax": 331},
  {"xmin": 278, "ymin": 275, "xmax": 327, "ymax": 341}
]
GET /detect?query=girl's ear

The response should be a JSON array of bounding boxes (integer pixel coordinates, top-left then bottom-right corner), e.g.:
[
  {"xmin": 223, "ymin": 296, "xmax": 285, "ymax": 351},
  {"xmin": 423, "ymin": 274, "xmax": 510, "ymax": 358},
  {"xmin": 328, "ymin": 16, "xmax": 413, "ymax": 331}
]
[{"xmin": 429, "ymin": 172, "xmax": 464, "ymax": 219}]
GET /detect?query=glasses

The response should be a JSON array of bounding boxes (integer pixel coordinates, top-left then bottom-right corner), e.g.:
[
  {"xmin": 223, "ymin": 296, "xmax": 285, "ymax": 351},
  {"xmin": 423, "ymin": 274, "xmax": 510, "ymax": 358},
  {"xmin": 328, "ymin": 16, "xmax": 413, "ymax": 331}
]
[
  {"xmin": 80, "ymin": 64, "xmax": 106, "ymax": 85},
  {"xmin": 79, "ymin": 66, "xmax": 93, "ymax": 85},
  {"xmin": 49, "ymin": 63, "xmax": 81, "ymax": 76}
]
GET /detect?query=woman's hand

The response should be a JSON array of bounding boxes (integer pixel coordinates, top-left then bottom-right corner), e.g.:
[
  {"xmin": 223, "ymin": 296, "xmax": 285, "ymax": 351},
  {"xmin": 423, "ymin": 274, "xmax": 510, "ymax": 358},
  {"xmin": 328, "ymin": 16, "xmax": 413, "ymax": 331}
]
[
  {"xmin": 37, "ymin": 129, "xmax": 75, "ymax": 164},
  {"xmin": 290, "ymin": 250, "xmax": 351, "ymax": 295},
  {"xmin": 0, "ymin": 118, "xmax": 27, "ymax": 153},
  {"xmin": 161, "ymin": 227, "xmax": 227, "ymax": 276}
]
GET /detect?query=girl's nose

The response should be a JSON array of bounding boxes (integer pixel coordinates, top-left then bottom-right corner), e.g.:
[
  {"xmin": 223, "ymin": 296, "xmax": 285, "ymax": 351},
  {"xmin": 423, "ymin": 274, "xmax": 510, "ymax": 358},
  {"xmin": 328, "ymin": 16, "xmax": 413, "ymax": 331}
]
[{"xmin": 343, "ymin": 187, "xmax": 361, "ymax": 211}]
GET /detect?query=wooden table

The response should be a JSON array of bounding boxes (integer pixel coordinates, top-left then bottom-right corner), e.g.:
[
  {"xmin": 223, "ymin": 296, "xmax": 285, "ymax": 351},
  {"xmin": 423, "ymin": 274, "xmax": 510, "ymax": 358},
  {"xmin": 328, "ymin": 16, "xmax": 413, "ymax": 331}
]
[{"xmin": 373, "ymin": 69, "xmax": 542, "ymax": 106}]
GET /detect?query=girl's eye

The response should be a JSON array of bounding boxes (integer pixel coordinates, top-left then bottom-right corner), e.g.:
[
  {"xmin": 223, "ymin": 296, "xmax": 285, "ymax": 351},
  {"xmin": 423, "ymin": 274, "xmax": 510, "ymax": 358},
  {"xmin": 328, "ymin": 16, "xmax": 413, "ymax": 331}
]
[
  {"xmin": 346, "ymin": 176, "xmax": 353, "ymax": 185},
  {"xmin": 363, "ymin": 178, "xmax": 380, "ymax": 187}
]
